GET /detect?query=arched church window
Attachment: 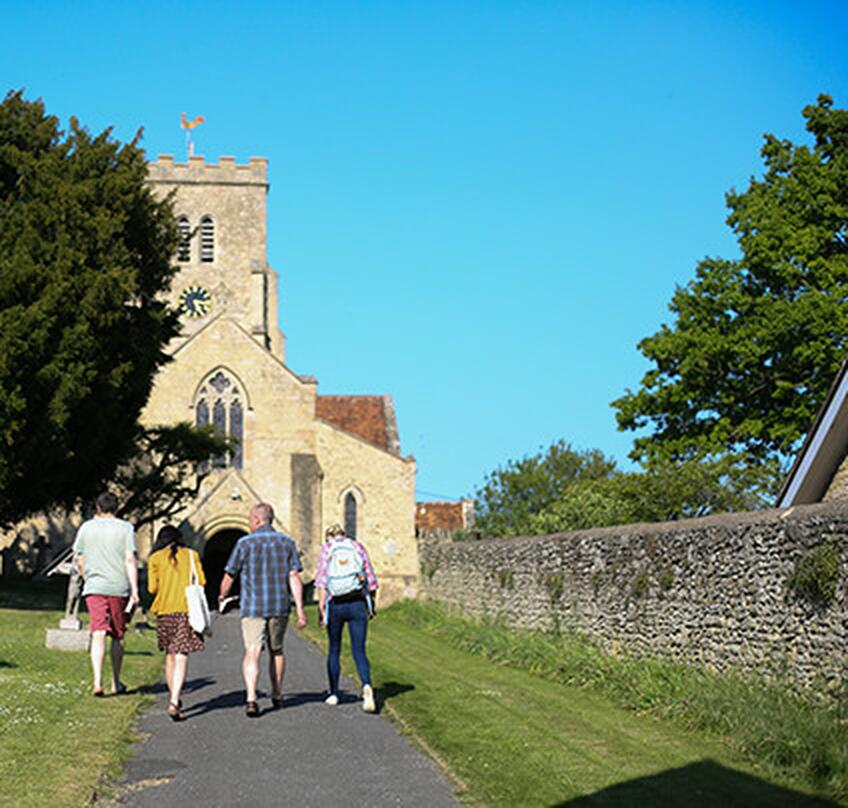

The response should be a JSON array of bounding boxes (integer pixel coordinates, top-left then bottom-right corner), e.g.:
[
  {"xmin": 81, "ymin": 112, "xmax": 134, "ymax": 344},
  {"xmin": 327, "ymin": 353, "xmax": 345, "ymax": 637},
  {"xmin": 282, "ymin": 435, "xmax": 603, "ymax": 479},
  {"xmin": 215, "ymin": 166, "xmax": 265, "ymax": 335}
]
[
  {"xmin": 193, "ymin": 370, "xmax": 245, "ymax": 469},
  {"xmin": 200, "ymin": 216, "xmax": 215, "ymax": 263},
  {"xmin": 344, "ymin": 492, "xmax": 357, "ymax": 539},
  {"xmin": 177, "ymin": 216, "xmax": 191, "ymax": 262}
]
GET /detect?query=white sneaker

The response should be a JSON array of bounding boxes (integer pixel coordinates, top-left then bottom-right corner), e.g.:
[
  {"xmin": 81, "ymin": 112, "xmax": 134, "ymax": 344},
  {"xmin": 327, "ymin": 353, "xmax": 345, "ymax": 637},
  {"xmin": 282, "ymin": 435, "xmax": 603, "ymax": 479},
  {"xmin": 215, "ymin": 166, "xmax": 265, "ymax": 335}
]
[
  {"xmin": 324, "ymin": 694, "xmax": 339, "ymax": 706},
  {"xmin": 362, "ymin": 684, "xmax": 376, "ymax": 713}
]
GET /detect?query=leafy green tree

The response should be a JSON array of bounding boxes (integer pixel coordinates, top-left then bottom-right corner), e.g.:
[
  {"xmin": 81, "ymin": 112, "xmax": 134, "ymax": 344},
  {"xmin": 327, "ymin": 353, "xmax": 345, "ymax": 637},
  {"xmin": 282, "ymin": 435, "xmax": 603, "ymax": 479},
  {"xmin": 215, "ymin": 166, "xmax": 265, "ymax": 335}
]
[
  {"xmin": 0, "ymin": 91, "xmax": 180, "ymax": 525},
  {"xmin": 472, "ymin": 441, "xmax": 617, "ymax": 536},
  {"xmin": 529, "ymin": 457, "xmax": 773, "ymax": 535},
  {"xmin": 613, "ymin": 95, "xmax": 848, "ymax": 478}
]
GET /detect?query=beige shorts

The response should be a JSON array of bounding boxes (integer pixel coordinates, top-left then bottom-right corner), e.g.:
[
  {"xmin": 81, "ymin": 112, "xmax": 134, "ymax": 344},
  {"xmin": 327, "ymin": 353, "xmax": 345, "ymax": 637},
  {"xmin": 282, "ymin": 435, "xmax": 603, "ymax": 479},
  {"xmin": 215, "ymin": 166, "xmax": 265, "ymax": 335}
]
[{"xmin": 241, "ymin": 615, "xmax": 289, "ymax": 654}]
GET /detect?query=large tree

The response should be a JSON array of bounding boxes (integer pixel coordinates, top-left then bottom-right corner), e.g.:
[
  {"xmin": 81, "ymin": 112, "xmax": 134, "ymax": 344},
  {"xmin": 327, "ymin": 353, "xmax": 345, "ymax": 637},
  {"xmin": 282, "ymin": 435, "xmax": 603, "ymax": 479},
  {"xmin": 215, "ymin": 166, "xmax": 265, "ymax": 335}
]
[
  {"xmin": 613, "ymin": 95, "xmax": 848, "ymax": 479},
  {"xmin": 0, "ymin": 91, "xmax": 181, "ymax": 525},
  {"xmin": 114, "ymin": 424, "xmax": 235, "ymax": 530},
  {"xmin": 472, "ymin": 440, "xmax": 617, "ymax": 536}
]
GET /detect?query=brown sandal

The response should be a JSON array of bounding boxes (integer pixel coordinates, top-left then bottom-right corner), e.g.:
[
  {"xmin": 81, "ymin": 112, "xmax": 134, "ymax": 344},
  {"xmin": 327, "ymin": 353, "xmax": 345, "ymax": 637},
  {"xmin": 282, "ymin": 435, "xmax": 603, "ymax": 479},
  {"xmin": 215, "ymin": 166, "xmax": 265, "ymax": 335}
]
[
  {"xmin": 245, "ymin": 701, "xmax": 259, "ymax": 717},
  {"xmin": 167, "ymin": 702, "xmax": 185, "ymax": 721}
]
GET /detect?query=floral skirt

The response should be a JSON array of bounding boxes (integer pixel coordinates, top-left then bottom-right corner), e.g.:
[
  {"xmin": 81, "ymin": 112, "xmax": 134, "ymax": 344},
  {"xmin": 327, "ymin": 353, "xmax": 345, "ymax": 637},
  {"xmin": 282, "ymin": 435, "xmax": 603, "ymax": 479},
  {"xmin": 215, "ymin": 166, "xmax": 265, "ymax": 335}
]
[{"xmin": 156, "ymin": 612, "xmax": 205, "ymax": 655}]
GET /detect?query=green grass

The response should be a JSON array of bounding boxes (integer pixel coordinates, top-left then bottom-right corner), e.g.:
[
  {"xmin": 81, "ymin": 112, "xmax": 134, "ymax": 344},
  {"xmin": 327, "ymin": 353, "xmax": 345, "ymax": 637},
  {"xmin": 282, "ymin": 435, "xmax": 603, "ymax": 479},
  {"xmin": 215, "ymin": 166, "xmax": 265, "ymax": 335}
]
[
  {"xmin": 303, "ymin": 601, "xmax": 844, "ymax": 807},
  {"xmin": 0, "ymin": 601, "xmax": 162, "ymax": 807}
]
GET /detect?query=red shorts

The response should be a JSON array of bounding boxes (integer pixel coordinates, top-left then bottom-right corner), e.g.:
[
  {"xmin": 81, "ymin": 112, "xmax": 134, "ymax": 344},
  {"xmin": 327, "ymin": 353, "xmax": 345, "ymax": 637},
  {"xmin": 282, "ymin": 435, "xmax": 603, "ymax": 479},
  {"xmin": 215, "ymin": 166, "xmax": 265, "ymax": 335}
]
[{"xmin": 85, "ymin": 595, "xmax": 129, "ymax": 639}]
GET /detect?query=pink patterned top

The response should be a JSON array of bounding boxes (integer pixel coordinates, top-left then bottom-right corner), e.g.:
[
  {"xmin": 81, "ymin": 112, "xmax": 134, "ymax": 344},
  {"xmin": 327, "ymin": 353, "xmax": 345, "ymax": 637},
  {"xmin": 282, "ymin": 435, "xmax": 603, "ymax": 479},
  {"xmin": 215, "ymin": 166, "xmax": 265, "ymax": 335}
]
[{"xmin": 314, "ymin": 538, "xmax": 379, "ymax": 592}]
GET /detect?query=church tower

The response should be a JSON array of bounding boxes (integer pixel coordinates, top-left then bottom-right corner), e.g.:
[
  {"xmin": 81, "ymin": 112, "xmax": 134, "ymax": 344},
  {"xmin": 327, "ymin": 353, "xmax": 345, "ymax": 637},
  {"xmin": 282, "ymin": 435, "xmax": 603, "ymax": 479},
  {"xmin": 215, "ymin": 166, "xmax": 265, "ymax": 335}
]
[
  {"xmin": 147, "ymin": 155, "xmax": 285, "ymax": 359},
  {"xmin": 138, "ymin": 154, "xmax": 418, "ymax": 605}
]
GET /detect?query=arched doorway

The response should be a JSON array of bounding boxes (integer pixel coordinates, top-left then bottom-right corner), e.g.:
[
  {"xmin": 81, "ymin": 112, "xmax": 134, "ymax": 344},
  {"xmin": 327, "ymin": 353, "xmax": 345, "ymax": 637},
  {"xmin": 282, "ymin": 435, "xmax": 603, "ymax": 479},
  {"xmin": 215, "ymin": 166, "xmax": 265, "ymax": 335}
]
[{"xmin": 203, "ymin": 529, "xmax": 244, "ymax": 606}]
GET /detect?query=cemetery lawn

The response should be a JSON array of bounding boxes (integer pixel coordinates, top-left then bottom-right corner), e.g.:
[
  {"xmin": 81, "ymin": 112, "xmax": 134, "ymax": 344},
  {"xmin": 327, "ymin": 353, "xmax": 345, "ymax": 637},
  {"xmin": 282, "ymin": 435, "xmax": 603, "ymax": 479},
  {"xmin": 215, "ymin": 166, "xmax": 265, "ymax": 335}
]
[
  {"xmin": 303, "ymin": 602, "xmax": 843, "ymax": 807},
  {"xmin": 0, "ymin": 606, "xmax": 161, "ymax": 808}
]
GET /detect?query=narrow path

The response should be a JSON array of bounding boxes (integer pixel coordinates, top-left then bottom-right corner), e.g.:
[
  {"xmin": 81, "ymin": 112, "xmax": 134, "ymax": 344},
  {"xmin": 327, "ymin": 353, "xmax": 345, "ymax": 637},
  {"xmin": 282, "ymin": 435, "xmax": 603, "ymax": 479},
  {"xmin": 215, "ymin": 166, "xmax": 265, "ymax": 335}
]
[{"xmin": 114, "ymin": 612, "xmax": 460, "ymax": 807}]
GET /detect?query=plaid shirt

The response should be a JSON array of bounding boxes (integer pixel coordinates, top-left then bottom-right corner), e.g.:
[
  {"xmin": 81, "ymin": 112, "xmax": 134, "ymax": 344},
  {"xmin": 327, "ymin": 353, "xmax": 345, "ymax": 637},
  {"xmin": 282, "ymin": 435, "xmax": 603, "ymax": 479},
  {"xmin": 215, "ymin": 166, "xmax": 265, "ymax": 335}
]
[{"xmin": 224, "ymin": 525, "xmax": 303, "ymax": 618}]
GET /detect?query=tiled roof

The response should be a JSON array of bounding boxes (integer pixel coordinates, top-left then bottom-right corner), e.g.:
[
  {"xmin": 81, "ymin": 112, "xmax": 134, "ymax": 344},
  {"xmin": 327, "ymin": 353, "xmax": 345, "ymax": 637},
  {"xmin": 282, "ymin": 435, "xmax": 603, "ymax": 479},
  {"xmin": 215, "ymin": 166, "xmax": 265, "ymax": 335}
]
[
  {"xmin": 415, "ymin": 501, "xmax": 466, "ymax": 531},
  {"xmin": 316, "ymin": 395, "xmax": 400, "ymax": 455}
]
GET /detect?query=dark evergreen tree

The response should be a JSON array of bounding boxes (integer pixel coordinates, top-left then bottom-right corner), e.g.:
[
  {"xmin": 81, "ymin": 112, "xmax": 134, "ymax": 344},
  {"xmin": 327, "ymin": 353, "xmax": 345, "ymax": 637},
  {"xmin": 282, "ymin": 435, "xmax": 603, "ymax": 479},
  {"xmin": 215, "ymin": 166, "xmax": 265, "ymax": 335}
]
[{"xmin": 0, "ymin": 90, "xmax": 181, "ymax": 524}]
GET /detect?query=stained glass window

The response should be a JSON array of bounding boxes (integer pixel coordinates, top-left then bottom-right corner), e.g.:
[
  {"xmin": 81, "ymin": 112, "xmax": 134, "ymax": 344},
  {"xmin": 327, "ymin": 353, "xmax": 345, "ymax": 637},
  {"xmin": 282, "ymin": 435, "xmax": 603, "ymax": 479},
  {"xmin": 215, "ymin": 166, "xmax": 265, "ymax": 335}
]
[
  {"xmin": 212, "ymin": 399, "xmax": 227, "ymax": 466},
  {"xmin": 195, "ymin": 398, "xmax": 209, "ymax": 428},
  {"xmin": 193, "ymin": 371, "xmax": 246, "ymax": 469},
  {"xmin": 344, "ymin": 492, "xmax": 357, "ymax": 539},
  {"xmin": 231, "ymin": 398, "xmax": 243, "ymax": 469}
]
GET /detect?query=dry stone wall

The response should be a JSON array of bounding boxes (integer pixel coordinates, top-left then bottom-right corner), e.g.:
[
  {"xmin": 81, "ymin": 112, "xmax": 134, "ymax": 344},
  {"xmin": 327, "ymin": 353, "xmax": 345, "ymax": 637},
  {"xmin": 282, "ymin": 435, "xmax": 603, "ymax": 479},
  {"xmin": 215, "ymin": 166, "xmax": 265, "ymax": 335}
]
[{"xmin": 419, "ymin": 502, "xmax": 848, "ymax": 689}]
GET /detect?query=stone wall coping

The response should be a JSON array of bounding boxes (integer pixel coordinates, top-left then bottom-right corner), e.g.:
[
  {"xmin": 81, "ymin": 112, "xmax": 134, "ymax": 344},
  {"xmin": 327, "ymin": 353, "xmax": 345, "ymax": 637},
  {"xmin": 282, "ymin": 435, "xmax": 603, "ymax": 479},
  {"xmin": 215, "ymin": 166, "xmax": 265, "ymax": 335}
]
[{"xmin": 427, "ymin": 501, "xmax": 848, "ymax": 549}]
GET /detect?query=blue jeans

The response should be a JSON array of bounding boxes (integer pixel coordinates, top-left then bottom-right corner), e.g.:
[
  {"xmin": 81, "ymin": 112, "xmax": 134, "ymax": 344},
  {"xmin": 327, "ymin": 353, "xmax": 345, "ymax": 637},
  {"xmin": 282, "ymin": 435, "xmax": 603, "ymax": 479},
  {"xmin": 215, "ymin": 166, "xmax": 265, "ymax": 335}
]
[{"xmin": 326, "ymin": 597, "xmax": 371, "ymax": 695}]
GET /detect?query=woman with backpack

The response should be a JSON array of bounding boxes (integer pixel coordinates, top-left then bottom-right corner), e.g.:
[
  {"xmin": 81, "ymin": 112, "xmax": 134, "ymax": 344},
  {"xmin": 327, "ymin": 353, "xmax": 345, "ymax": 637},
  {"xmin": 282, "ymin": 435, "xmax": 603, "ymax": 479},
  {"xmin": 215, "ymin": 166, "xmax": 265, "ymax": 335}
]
[
  {"xmin": 147, "ymin": 524, "xmax": 206, "ymax": 721},
  {"xmin": 315, "ymin": 524, "xmax": 378, "ymax": 712}
]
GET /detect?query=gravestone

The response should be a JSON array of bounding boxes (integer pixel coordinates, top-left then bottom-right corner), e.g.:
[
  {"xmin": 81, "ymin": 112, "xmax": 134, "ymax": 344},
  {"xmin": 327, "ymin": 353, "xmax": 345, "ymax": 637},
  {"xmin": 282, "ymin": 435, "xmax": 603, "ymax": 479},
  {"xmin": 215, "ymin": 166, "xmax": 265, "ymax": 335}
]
[{"xmin": 45, "ymin": 561, "xmax": 89, "ymax": 651}]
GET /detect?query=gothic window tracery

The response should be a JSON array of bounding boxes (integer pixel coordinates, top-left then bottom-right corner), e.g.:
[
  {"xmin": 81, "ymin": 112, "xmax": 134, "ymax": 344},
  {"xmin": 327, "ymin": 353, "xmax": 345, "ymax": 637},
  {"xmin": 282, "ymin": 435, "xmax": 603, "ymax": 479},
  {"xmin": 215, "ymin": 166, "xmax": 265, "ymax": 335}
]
[{"xmin": 193, "ymin": 370, "xmax": 245, "ymax": 469}]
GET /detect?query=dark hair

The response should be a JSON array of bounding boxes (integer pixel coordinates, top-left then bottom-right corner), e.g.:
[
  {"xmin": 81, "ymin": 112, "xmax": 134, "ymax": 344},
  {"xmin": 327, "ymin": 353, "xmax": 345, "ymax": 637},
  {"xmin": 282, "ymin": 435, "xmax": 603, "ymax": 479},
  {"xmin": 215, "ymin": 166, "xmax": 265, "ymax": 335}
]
[
  {"xmin": 95, "ymin": 491, "xmax": 118, "ymax": 515},
  {"xmin": 152, "ymin": 524, "xmax": 187, "ymax": 565}
]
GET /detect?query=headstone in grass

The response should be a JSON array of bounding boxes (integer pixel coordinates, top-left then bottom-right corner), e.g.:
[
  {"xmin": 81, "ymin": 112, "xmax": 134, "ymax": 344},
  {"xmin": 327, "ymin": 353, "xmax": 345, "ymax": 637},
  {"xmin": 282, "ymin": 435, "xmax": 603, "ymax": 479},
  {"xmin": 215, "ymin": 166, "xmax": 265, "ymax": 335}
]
[{"xmin": 45, "ymin": 560, "xmax": 89, "ymax": 651}]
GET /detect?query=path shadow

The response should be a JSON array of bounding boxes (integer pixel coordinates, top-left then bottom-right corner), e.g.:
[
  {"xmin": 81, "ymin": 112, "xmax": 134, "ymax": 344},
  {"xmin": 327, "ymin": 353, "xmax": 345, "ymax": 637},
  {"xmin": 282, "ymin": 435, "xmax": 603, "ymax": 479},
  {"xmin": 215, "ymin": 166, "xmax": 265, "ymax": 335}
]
[
  {"xmin": 135, "ymin": 676, "xmax": 216, "ymax": 697},
  {"xmin": 279, "ymin": 691, "xmax": 331, "ymax": 708},
  {"xmin": 553, "ymin": 760, "xmax": 838, "ymax": 808},
  {"xmin": 184, "ymin": 688, "xmax": 246, "ymax": 717},
  {"xmin": 377, "ymin": 681, "xmax": 414, "ymax": 704}
]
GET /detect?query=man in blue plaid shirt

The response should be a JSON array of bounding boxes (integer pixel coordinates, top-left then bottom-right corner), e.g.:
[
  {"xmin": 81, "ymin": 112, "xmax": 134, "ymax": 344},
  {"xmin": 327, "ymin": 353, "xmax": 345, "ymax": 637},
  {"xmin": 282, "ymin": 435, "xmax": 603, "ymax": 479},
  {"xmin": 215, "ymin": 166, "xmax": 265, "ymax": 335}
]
[{"xmin": 219, "ymin": 502, "xmax": 307, "ymax": 716}]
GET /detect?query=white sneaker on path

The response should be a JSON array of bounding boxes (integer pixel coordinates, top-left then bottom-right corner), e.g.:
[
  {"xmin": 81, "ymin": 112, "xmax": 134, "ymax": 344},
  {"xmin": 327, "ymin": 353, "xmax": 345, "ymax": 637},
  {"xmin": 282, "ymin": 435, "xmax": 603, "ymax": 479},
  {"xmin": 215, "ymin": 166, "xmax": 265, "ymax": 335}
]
[
  {"xmin": 362, "ymin": 684, "xmax": 376, "ymax": 713},
  {"xmin": 325, "ymin": 694, "xmax": 339, "ymax": 706}
]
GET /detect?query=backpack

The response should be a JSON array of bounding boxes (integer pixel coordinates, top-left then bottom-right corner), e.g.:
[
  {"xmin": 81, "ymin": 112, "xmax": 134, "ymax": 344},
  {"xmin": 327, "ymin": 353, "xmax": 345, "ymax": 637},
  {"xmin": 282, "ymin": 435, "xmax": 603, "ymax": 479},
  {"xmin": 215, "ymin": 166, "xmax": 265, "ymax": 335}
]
[{"xmin": 326, "ymin": 538, "xmax": 365, "ymax": 598}]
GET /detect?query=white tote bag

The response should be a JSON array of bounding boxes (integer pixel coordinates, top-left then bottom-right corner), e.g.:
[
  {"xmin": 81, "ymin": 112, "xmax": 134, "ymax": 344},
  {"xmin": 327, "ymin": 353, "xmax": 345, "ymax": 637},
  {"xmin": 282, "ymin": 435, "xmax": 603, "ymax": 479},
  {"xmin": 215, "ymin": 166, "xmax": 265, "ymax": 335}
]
[{"xmin": 186, "ymin": 550, "xmax": 213, "ymax": 636}]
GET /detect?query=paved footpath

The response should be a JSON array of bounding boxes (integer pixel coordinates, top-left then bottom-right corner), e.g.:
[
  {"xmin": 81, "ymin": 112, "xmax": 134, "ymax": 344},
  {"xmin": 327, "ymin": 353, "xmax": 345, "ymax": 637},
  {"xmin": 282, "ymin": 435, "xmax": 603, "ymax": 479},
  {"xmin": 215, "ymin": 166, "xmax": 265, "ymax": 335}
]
[{"xmin": 114, "ymin": 612, "xmax": 460, "ymax": 807}]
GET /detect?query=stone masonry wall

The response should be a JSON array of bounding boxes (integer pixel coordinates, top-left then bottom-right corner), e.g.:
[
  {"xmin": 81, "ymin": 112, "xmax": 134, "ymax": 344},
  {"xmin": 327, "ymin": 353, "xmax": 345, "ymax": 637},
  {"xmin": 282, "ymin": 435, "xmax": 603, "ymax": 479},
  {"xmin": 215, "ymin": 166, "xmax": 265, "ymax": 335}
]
[{"xmin": 419, "ymin": 502, "xmax": 848, "ymax": 689}]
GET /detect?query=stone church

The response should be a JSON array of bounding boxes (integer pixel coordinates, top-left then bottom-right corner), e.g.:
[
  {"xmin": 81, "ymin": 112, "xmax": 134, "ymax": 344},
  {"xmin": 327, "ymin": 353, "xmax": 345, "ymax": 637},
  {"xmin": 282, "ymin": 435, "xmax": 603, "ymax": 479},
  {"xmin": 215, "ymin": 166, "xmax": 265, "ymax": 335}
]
[
  {"xmin": 141, "ymin": 154, "xmax": 418, "ymax": 603},
  {"xmin": 3, "ymin": 154, "xmax": 419, "ymax": 605}
]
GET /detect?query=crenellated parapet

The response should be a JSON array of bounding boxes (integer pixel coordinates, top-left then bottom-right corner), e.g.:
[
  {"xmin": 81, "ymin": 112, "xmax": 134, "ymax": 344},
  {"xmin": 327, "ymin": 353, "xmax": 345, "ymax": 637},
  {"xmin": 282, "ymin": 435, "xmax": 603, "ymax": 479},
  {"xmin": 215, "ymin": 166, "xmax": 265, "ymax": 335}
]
[{"xmin": 148, "ymin": 154, "xmax": 269, "ymax": 188}]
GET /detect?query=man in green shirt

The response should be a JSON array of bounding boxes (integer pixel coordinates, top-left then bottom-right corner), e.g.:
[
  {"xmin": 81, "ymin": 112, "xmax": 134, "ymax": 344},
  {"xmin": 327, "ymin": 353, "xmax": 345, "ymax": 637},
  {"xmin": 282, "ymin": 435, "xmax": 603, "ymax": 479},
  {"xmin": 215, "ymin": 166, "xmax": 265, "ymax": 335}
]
[{"xmin": 73, "ymin": 492, "xmax": 139, "ymax": 696}]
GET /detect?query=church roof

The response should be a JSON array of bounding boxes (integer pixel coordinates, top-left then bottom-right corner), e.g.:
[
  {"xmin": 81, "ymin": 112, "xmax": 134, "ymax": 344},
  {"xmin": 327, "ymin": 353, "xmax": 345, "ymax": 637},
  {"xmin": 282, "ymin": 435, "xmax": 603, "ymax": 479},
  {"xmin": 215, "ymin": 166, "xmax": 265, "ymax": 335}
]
[
  {"xmin": 316, "ymin": 395, "xmax": 401, "ymax": 455},
  {"xmin": 776, "ymin": 354, "xmax": 848, "ymax": 507},
  {"xmin": 415, "ymin": 501, "xmax": 467, "ymax": 531}
]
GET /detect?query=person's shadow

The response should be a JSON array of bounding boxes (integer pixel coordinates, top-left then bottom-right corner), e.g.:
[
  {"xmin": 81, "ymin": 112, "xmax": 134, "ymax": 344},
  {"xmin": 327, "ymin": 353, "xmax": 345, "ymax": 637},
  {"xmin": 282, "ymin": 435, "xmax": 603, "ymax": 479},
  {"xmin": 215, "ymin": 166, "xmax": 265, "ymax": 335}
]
[
  {"xmin": 185, "ymin": 688, "xmax": 253, "ymax": 717},
  {"xmin": 377, "ymin": 681, "xmax": 414, "ymax": 704},
  {"xmin": 135, "ymin": 676, "xmax": 216, "ymax": 697}
]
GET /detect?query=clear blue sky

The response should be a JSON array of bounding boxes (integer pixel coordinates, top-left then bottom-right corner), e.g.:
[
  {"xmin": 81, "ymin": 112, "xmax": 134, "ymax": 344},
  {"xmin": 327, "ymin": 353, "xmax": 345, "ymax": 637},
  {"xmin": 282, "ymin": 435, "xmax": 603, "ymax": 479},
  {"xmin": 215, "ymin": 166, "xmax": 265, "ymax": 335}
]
[{"xmin": 3, "ymin": 1, "xmax": 847, "ymax": 500}]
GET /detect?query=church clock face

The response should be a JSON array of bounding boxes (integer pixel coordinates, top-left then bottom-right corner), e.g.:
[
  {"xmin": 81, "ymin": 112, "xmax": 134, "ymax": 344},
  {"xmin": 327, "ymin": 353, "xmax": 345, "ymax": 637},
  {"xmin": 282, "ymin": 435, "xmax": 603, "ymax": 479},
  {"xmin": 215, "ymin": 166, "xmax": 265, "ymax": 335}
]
[{"xmin": 180, "ymin": 285, "xmax": 212, "ymax": 319}]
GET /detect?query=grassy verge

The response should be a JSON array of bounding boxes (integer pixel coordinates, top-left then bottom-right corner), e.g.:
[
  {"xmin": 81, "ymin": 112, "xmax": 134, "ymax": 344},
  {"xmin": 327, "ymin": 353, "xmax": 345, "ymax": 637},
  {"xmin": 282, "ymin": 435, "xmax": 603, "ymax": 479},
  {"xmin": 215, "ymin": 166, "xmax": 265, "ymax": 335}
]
[
  {"xmin": 391, "ymin": 600, "xmax": 848, "ymax": 802},
  {"xmin": 0, "ymin": 603, "xmax": 162, "ymax": 807},
  {"xmin": 303, "ymin": 600, "xmax": 844, "ymax": 807}
]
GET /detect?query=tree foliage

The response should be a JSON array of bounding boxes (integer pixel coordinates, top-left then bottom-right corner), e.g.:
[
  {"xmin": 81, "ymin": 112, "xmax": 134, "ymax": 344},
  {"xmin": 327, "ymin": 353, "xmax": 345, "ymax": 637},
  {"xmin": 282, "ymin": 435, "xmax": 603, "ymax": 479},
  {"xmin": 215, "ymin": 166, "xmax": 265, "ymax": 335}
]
[
  {"xmin": 471, "ymin": 439, "xmax": 774, "ymax": 538},
  {"xmin": 114, "ymin": 423, "xmax": 236, "ymax": 530},
  {"xmin": 0, "ymin": 91, "xmax": 180, "ymax": 524},
  {"xmin": 472, "ymin": 441, "xmax": 617, "ymax": 536},
  {"xmin": 529, "ymin": 457, "xmax": 773, "ymax": 536},
  {"xmin": 613, "ymin": 95, "xmax": 848, "ymax": 474}
]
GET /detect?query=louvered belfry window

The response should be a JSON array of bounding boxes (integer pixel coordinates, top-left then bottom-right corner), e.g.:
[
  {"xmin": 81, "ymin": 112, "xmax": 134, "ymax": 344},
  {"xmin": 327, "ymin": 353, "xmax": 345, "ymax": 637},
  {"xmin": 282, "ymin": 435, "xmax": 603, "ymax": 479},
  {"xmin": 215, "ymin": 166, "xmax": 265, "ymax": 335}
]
[
  {"xmin": 193, "ymin": 370, "xmax": 245, "ymax": 469},
  {"xmin": 177, "ymin": 216, "xmax": 191, "ymax": 262},
  {"xmin": 200, "ymin": 216, "xmax": 215, "ymax": 262}
]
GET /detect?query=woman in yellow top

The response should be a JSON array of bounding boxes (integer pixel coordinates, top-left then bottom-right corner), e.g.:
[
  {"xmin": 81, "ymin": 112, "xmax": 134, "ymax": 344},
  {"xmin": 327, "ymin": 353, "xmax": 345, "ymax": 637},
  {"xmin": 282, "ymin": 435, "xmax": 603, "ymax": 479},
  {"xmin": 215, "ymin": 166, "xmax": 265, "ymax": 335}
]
[{"xmin": 147, "ymin": 525, "xmax": 206, "ymax": 721}]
